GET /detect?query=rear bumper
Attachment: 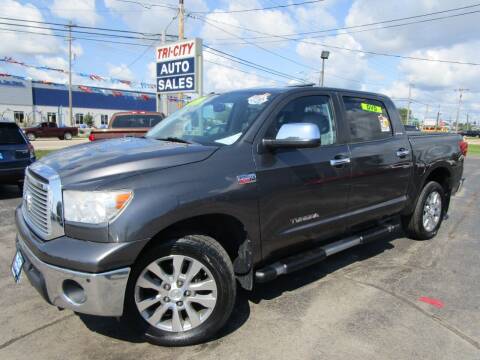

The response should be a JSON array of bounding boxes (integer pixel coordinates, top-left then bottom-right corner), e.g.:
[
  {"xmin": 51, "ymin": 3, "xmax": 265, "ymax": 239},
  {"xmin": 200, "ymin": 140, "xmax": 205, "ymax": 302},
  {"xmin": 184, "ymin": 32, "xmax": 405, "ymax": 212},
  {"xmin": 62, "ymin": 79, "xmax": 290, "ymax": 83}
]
[{"xmin": 17, "ymin": 237, "xmax": 130, "ymax": 316}]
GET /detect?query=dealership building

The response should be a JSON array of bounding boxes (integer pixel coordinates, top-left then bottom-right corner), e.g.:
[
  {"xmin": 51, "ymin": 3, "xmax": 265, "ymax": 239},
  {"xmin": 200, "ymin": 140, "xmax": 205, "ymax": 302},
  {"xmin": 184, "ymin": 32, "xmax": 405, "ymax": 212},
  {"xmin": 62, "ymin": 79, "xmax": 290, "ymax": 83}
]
[{"xmin": 0, "ymin": 75, "xmax": 158, "ymax": 128}]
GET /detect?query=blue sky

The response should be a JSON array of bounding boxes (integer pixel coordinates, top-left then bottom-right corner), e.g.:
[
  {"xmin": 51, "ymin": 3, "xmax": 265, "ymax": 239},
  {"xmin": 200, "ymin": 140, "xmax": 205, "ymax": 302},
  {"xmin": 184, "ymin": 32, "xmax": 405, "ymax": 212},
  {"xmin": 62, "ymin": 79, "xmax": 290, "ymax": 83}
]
[{"xmin": 0, "ymin": 0, "xmax": 479, "ymax": 124}]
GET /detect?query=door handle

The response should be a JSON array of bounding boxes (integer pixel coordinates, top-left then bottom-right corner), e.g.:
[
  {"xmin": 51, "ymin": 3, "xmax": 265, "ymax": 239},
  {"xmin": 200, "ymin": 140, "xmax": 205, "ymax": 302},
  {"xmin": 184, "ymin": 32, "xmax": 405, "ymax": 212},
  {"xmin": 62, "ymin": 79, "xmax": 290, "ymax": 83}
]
[
  {"xmin": 330, "ymin": 157, "xmax": 351, "ymax": 166},
  {"xmin": 396, "ymin": 148, "xmax": 410, "ymax": 158}
]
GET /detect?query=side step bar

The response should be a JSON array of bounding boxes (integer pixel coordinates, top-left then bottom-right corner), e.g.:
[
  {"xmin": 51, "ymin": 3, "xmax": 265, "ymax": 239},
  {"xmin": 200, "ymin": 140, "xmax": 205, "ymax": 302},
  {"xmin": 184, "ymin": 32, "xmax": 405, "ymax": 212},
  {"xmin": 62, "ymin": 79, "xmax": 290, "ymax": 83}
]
[{"xmin": 255, "ymin": 223, "xmax": 400, "ymax": 283}]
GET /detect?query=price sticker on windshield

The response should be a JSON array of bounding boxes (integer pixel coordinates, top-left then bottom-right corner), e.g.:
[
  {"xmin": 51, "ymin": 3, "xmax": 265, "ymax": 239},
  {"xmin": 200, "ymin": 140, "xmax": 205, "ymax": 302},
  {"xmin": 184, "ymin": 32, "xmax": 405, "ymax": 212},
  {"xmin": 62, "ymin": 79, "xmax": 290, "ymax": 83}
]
[{"xmin": 361, "ymin": 102, "xmax": 382, "ymax": 113}]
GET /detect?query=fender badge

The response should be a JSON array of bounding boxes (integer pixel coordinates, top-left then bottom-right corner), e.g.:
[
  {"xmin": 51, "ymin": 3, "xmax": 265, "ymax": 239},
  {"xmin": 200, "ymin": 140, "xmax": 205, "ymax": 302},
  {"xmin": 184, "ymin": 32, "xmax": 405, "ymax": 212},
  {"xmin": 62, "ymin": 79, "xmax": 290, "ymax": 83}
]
[{"xmin": 237, "ymin": 173, "xmax": 256, "ymax": 185}]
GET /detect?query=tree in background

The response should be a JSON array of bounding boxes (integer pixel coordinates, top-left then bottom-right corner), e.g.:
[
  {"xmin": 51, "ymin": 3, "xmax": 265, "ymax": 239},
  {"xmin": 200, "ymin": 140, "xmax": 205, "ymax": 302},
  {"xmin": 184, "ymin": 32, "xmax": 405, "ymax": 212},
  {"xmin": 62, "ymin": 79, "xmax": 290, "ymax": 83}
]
[
  {"xmin": 398, "ymin": 107, "xmax": 413, "ymax": 125},
  {"xmin": 84, "ymin": 113, "xmax": 94, "ymax": 128}
]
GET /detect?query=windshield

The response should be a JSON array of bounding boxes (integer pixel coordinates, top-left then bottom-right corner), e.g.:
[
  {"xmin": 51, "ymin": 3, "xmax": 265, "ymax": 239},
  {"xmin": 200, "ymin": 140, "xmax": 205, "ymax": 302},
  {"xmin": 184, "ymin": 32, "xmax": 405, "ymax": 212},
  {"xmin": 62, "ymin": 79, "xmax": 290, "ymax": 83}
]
[
  {"xmin": 146, "ymin": 90, "xmax": 278, "ymax": 146},
  {"xmin": 0, "ymin": 123, "xmax": 25, "ymax": 144}
]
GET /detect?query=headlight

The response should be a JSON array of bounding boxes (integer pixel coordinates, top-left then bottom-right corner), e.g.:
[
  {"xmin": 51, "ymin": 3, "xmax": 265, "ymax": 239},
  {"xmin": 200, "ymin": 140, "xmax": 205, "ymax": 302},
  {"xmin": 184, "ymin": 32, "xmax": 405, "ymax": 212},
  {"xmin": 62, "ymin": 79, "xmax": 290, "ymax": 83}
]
[{"xmin": 63, "ymin": 190, "xmax": 133, "ymax": 224}]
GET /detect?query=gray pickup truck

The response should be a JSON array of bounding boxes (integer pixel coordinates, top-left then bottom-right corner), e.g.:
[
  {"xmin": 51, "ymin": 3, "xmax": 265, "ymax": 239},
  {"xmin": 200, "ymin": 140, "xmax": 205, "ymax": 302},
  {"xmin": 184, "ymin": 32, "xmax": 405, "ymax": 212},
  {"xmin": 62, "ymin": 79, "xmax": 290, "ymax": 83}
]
[{"xmin": 12, "ymin": 86, "xmax": 466, "ymax": 346}]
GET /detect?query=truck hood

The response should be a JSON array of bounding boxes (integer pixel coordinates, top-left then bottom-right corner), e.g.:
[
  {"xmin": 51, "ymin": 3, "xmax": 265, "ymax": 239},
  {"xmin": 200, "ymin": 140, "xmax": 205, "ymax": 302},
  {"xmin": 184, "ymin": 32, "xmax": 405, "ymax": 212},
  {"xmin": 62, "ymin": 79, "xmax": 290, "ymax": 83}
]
[{"xmin": 36, "ymin": 137, "xmax": 218, "ymax": 186}]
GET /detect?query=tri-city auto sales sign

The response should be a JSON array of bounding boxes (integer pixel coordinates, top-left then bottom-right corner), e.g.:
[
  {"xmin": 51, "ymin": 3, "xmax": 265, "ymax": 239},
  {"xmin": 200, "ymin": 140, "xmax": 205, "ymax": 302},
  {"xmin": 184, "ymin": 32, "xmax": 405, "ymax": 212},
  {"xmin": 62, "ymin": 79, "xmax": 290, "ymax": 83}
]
[{"xmin": 156, "ymin": 38, "xmax": 202, "ymax": 93}]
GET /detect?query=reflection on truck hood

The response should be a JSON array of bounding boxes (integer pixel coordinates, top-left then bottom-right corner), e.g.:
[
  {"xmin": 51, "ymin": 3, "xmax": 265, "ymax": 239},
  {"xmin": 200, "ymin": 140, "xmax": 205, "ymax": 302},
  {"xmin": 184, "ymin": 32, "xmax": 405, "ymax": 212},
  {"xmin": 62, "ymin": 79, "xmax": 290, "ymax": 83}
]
[{"xmin": 38, "ymin": 137, "xmax": 218, "ymax": 185}]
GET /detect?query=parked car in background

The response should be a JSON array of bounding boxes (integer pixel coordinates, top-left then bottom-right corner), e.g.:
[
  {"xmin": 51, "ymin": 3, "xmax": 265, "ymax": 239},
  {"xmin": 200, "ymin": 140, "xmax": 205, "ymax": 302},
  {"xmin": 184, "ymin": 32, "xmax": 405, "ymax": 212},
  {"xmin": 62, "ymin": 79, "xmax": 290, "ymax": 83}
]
[
  {"xmin": 459, "ymin": 130, "xmax": 480, "ymax": 138},
  {"xmin": 88, "ymin": 111, "xmax": 165, "ymax": 141},
  {"xmin": 0, "ymin": 122, "xmax": 35, "ymax": 187},
  {"xmin": 13, "ymin": 86, "xmax": 466, "ymax": 346},
  {"xmin": 23, "ymin": 122, "xmax": 79, "ymax": 141}
]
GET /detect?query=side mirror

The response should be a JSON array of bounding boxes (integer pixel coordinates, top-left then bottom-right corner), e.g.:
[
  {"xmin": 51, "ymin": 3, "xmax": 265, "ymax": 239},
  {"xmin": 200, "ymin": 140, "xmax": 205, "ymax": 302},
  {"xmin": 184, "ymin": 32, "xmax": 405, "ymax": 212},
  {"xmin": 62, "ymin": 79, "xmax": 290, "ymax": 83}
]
[{"xmin": 262, "ymin": 123, "xmax": 321, "ymax": 149}]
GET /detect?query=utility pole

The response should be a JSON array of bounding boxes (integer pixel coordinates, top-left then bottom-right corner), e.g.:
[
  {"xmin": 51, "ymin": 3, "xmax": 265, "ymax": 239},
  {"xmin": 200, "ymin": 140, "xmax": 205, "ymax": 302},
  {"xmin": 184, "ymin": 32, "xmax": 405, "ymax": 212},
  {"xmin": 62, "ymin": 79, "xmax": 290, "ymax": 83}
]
[
  {"xmin": 423, "ymin": 104, "xmax": 429, "ymax": 126},
  {"xmin": 466, "ymin": 113, "xmax": 469, "ymax": 131},
  {"xmin": 178, "ymin": 0, "xmax": 185, "ymax": 108},
  {"xmin": 455, "ymin": 88, "xmax": 469, "ymax": 133},
  {"xmin": 67, "ymin": 22, "xmax": 73, "ymax": 127},
  {"xmin": 435, "ymin": 105, "xmax": 441, "ymax": 129},
  {"xmin": 160, "ymin": 30, "xmax": 168, "ymax": 115},
  {"xmin": 406, "ymin": 83, "xmax": 413, "ymax": 125}
]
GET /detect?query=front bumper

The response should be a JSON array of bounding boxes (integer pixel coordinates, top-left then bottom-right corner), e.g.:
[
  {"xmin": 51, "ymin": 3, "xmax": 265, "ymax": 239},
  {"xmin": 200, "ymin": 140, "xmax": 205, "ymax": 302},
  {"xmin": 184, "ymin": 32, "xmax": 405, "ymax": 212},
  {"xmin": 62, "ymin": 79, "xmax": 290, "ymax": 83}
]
[
  {"xmin": 17, "ymin": 238, "xmax": 130, "ymax": 316},
  {"xmin": 14, "ymin": 206, "xmax": 148, "ymax": 317}
]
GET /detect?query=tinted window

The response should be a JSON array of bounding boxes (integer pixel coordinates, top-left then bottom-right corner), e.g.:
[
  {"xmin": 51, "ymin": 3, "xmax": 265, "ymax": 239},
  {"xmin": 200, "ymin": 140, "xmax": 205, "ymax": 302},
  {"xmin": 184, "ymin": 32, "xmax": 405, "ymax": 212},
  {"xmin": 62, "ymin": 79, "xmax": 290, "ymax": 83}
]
[
  {"xmin": 343, "ymin": 97, "xmax": 392, "ymax": 142},
  {"xmin": 0, "ymin": 123, "xmax": 26, "ymax": 144},
  {"xmin": 112, "ymin": 115, "xmax": 163, "ymax": 128},
  {"xmin": 266, "ymin": 95, "xmax": 336, "ymax": 145}
]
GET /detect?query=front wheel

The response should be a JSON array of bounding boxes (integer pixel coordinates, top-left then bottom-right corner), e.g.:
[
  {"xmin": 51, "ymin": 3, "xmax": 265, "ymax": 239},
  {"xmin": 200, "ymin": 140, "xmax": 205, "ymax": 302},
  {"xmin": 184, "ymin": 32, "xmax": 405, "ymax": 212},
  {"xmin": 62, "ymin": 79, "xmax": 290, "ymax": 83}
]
[
  {"xmin": 402, "ymin": 181, "xmax": 446, "ymax": 240},
  {"xmin": 63, "ymin": 132, "xmax": 72, "ymax": 140},
  {"xmin": 124, "ymin": 235, "xmax": 236, "ymax": 346},
  {"xmin": 26, "ymin": 133, "xmax": 36, "ymax": 141}
]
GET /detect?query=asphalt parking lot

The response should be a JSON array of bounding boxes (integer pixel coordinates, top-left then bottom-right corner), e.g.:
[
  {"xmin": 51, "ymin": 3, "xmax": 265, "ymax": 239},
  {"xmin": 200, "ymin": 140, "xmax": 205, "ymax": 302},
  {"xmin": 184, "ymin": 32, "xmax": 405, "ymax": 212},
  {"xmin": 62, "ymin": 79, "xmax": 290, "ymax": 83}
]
[{"xmin": 0, "ymin": 157, "xmax": 479, "ymax": 360}]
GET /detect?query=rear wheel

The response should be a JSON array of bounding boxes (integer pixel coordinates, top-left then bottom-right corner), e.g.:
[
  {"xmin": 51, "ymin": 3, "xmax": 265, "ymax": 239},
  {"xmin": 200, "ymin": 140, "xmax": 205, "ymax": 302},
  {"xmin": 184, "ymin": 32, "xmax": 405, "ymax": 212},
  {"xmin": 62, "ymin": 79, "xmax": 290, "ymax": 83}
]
[
  {"xmin": 124, "ymin": 235, "xmax": 236, "ymax": 346},
  {"xmin": 402, "ymin": 181, "xmax": 445, "ymax": 240},
  {"xmin": 26, "ymin": 133, "xmax": 35, "ymax": 141}
]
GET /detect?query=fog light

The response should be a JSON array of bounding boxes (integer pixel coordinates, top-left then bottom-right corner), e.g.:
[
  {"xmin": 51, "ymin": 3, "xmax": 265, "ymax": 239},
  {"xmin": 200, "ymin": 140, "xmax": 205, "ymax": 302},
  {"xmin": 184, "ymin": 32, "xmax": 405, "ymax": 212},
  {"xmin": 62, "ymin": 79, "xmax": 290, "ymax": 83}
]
[{"xmin": 62, "ymin": 279, "xmax": 86, "ymax": 304}]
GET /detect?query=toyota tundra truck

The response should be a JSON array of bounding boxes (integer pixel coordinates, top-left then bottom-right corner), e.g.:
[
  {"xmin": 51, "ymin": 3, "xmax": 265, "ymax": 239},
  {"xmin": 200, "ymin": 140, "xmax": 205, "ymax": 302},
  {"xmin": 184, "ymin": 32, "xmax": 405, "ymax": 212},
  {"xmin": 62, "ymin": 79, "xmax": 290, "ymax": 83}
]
[{"xmin": 12, "ymin": 86, "xmax": 466, "ymax": 346}]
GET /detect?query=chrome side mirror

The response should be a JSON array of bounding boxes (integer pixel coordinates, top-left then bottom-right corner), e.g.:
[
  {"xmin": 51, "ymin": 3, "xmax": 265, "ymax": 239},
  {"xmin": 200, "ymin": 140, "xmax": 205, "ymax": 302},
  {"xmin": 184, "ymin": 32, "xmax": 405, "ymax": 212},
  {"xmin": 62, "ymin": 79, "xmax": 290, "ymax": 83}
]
[{"xmin": 262, "ymin": 123, "xmax": 321, "ymax": 149}]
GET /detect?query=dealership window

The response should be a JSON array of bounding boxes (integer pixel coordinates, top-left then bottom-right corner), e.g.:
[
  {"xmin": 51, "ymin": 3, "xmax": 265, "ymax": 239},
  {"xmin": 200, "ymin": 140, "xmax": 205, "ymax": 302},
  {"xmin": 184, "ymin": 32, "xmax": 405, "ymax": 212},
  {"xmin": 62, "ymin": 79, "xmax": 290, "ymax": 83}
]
[
  {"xmin": 75, "ymin": 113, "xmax": 84, "ymax": 125},
  {"xmin": 14, "ymin": 111, "xmax": 25, "ymax": 124},
  {"xmin": 47, "ymin": 112, "xmax": 57, "ymax": 123},
  {"xmin": 100, "ymin": 114, "xmax": 108, "ymax": 126}
]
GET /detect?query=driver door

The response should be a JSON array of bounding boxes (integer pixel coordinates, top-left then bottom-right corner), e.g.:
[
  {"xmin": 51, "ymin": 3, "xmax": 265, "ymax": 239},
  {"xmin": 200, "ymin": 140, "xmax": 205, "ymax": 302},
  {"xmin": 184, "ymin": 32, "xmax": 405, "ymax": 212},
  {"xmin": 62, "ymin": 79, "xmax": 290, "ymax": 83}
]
[{"xmin": 255, "ymin": 92, "xmax": 351, "ymax": 260}]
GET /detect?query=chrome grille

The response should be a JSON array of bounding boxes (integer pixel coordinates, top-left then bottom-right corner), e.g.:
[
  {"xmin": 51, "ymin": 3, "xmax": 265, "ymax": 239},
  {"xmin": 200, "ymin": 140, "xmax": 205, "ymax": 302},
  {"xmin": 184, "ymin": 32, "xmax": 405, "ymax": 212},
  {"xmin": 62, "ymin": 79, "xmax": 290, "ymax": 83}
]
[
  {"xmin": 22, "ymin": 163, "xmax": 64, "ymax": 240},
  {"xmin": 23, "ymin": 171, "xmax": 51, "ymax": 237}
]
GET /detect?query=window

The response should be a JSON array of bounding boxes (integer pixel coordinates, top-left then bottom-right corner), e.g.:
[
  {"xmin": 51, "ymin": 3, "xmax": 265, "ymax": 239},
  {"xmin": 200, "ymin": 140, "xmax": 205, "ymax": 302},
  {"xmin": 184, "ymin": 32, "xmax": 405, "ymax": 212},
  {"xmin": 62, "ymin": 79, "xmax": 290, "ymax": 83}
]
[
  {"xmin": 100, "ymin": 114, "xmax": 108, "ymax": 126},
  {"xmin": 0, "ymin": 123, "xmax": 25, "ymax": 144},
  {"xmin": 266, "ymin": 95, "xmax": 336, "ymax": 145},
  {"xmin": 75, "ymin": 113, "xmax": 84, "ymax": 125},
  {"xmin": 112, "ymin": 114, "xmax": 164, "ymax": 129},
  {"xmin": 47, "ymin": 112, "xmax": 57, "ymax": 123},
  {"xmin": 14, "ymin": 111, "xmax": 24, "ymax": 124},
  {"xmin": 147, "ymin": 91, "xmax": 279, "ymax": 146},
  {"xmin": 343, "ymin": 97, "xmax": 392, "ymax": 142}
]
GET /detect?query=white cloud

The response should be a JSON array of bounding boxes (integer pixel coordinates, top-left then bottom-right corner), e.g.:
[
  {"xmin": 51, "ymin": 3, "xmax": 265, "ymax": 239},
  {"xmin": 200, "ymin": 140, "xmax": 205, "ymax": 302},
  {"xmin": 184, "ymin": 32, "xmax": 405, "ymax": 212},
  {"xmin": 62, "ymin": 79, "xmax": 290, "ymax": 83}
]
[
  {"xmin": 200, "ymin": 1, "xmax": 296, "ymax": 46},
  {"xmin": 204, "ymin": 51, "xmax": 276, "ymax": 91},
  {"xmin": 107, "ymin": 63, "xmax": 134, "ymax": 80},
  {"xmin": 345, "ymin": 0, "xmax": 480, "ymax": 53},
  {"xmin": 103, "ymin": 0, "xmax": 207, "ymax": 35},
  {"xmin": 51, "ymin": 0, "xmax": 101, "ymax": 26},
  {"xmin": 0, "ymin": 0, "xmax": 61, "ymax": 56}
]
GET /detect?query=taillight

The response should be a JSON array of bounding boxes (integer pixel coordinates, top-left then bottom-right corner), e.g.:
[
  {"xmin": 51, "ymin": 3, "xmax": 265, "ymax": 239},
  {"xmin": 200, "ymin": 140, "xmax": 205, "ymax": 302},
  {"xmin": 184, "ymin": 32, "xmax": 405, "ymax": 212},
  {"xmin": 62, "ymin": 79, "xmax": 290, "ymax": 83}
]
[
  {"xmin": 28, "ymin": 143, "xmax": 35, "ymax": 159},
  {"xmin": 89, "ymin": 133, "xmax": 95, "ymax": 141},
  {"xmin": 459, "ymin": 139, "xmax": 468, "ymax": 156}
]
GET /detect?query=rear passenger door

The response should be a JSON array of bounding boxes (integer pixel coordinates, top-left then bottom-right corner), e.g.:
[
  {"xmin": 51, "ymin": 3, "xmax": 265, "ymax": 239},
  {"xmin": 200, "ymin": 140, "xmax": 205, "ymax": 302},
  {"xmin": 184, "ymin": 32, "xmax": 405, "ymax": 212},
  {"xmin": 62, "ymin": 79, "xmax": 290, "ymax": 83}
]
[
  {"xmin": 255, "ymin": 92, "xmax": 351, "ymax": 260},
  {"xmin": 340, "ymin": 94, "xmax": 413, "ymax": 227}
]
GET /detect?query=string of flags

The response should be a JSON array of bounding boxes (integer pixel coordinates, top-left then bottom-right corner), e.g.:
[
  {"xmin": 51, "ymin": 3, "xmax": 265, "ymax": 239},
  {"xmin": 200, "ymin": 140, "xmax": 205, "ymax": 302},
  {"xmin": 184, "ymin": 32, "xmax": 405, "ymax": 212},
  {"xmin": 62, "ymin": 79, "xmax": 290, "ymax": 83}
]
[
  {"xmin": 0, "ymin": 72, "xmax": 190, "ymax": 103},
  {"xmin": 0, "ymin": 56, "xmax": 156, "ymax": 90}
]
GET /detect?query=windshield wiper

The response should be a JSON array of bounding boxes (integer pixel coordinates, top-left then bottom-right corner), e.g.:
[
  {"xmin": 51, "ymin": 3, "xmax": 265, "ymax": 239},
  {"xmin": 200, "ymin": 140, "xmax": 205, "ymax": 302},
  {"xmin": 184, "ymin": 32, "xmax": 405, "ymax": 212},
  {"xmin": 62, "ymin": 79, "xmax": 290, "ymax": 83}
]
[{"xmin": 155, "ymin": 136, "xmax": 192, "ymax": 144}]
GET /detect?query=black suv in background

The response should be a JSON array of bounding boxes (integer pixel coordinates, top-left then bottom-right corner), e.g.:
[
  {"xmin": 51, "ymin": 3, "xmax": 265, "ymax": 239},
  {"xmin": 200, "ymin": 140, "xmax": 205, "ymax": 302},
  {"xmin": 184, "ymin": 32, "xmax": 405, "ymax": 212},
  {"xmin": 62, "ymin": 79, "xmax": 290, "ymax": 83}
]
[{"xmin": 0, "ymin": 122, "xmax": 35, "ymax": 187}]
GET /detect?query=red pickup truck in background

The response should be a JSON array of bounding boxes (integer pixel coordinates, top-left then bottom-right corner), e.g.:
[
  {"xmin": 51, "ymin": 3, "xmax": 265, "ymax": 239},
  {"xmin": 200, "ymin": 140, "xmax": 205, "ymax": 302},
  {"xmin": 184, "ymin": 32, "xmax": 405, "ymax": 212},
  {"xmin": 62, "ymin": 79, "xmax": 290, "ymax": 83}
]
[
  {"xmin": 88, "ymin": 111, "xmax": 165, "ymax": 141},
  {"xmin": 24, "ymin": 122, "xmax": 79, "ymax": 141}
]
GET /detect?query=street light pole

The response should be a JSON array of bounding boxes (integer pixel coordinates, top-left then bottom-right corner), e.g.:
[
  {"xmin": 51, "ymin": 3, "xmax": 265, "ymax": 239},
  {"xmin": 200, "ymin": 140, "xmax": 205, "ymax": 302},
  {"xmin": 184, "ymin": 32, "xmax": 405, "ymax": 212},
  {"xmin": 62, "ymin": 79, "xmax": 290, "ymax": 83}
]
[
  {"xmin": 320, "ymin": 51, "xmax": 329, "ymax": 87},
  {"xmin": 67, "ymin": 22, "xmax": 73, "ymax": 127}
]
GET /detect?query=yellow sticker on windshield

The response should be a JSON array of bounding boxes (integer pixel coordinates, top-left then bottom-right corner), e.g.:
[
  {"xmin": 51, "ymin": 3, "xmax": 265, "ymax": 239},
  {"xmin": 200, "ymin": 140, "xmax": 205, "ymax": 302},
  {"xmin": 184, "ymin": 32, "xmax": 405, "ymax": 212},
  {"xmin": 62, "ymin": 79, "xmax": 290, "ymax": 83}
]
[
  {"xmin": 361, "ymin": 103, "xmax": 382, "ymax": 113},
  {"xmin": 185, "ymin": 96, "xmax": 208, "ymax": 107}
]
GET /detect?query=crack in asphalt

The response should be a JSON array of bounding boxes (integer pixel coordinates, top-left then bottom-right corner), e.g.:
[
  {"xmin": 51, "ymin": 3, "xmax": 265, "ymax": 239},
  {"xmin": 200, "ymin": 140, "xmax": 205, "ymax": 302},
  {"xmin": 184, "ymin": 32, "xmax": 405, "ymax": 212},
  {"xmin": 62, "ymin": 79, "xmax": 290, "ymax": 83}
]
[
  {"xmin": 341, "ymin": 275, "xmax": 480, "ymax": 351},
  {"xmin": 0, "ymin": 314, "xmax": 74, "ymax": 351}
]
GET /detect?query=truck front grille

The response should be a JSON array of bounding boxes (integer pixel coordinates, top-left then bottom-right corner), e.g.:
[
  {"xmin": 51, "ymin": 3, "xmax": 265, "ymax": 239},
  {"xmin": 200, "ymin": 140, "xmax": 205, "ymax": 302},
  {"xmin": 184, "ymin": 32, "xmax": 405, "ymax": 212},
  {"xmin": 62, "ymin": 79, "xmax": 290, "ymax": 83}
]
[
  {"xmin": 22, "ymin": 164, "xmax": 64, "ymax": 241},
  {"xmin": 23, "ymin": 171, "xmax": 51, "ymax": 237}
]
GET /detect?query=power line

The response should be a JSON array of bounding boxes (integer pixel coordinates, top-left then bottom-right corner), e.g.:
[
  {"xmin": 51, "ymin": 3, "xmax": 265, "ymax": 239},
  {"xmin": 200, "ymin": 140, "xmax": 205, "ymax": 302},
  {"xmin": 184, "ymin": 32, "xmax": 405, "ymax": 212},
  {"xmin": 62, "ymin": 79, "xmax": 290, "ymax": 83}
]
[
  {"xmin": 190, "ymin": 0, "xmax": 324, "ymax": 14},
  {"xmin": 0, "ymin": 20, "xmax": 162, "ymax": 41},
  {"xmin": 204, "ymin": 59, "xmax": 280, "ymax": 84},
  {"xmin": 190, "ymin": 14, "xmax": 316, "ymax": 73},
  {"xmin": 0, "ymin": 15, "xmax": 176, "ymax": 38},
  {"xmin": 191, "ymin": 7, "xmax": 480, "ymax": 66},
  {"xmin": 208, "ymin": 3, "xmax": 480, "ymax": 40}
]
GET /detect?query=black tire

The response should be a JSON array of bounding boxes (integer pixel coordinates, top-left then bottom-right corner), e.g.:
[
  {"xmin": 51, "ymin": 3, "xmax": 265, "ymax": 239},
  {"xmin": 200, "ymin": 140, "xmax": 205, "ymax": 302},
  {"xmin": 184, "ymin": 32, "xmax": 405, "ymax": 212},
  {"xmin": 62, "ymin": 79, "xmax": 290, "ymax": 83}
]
[
  {"xmin": 64, "ymin": 132, "xmax": 72, "ymax": 140},
  {"xmin": 402, "ymin": 181, "xmax": 446, "ymax": 240},
  {"xmin": 123, "ymin": 235, "xmax": 236, "ymax": 346}
]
